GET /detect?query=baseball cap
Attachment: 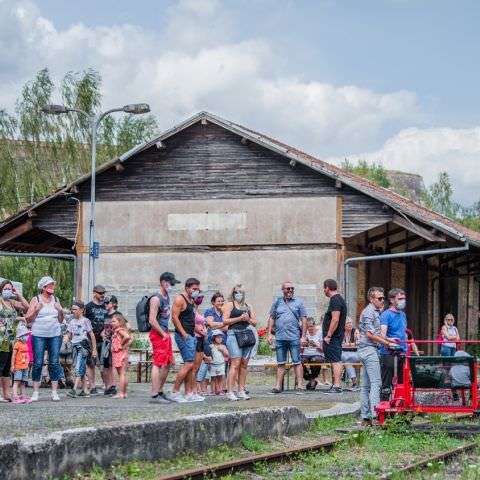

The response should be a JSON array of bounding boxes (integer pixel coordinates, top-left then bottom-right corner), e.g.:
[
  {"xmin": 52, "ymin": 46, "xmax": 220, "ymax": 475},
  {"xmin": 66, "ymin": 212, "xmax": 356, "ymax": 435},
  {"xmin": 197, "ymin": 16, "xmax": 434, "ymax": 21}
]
[
  {"xmin": 37, "ymin": 276, "xmax": 56, "ymax": 290},
  {"xmin": 16, "ymin": 325, "xmax": 29, "ymax": 339},
  {"xmin": 160, "ymin": 272, "xmax": 181, "ymax": 285},
  {"xmin": 211, "ymin": 329, "xmax": 224, "ymax": 337},
  {"xmin": 93, "ymin": 284, "xmax": 106, "ymax": 293}
]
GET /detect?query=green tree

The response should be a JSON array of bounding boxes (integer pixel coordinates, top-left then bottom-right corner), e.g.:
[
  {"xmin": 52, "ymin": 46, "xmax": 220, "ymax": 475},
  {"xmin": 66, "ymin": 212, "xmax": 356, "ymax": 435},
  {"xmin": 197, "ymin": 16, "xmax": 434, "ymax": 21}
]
[
  {"xmin": 0, "ymin": 68, "xmax": 158, "ymax": 218},
  {"xmin": 423, "ymin": 172, "xmax": 460, "ymax": 219},
  {"xmin": 342, "ymin": 158, "xmax": 391, "ymax": 188},
  {"xmin": 0, "ymin": 68, "xmax": 158, "ymax": 299}
]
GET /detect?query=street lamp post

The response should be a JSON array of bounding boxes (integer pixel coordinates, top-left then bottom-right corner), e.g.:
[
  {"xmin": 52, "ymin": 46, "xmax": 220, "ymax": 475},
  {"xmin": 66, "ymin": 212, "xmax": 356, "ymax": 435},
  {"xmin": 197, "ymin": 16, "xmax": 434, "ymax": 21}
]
[{"xmin": 42, "ymin": 103, "xmax": 151, "ymax": 299}]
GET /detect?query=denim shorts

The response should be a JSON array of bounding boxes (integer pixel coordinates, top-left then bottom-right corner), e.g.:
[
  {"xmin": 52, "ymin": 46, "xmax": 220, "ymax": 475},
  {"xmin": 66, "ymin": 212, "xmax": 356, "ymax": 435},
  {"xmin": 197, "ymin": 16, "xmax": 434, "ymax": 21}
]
[
  {"xmin": 13, "ymin": 369, "xmax": 29, "ymax": 382},
  {"xmin": 226, "ymin": 330, "xmax": 254, "ymax": 359},
  {"xmin": 175, "ymin": 333, "xmax": 197, "ymax": 363},
  {"xmin": 275, "ymin": 339, "xmax": 301, "ymax": 365}
]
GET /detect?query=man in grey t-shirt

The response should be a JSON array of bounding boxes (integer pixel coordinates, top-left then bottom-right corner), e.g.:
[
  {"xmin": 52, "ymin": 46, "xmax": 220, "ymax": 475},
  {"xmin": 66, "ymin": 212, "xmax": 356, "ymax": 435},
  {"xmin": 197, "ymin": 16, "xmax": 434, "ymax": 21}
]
[
  {"xmin": 267, "ymin": 281, "xmax": 307, "ymax": 394},
  {"xmin": 358, "ymin": 287, "xmax": 397, "ymax": 425}
]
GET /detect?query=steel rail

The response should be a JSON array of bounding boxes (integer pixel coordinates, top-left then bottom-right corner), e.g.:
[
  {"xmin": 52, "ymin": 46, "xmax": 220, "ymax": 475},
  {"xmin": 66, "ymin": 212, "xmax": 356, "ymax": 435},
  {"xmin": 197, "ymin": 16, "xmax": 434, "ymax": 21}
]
[
  {"xmin": 157, "ymin": 437, "xmax": 342, "ymax": 480},
  {"xmin": 381, "ymin": 442, "xmax": 477, "ymax": 479}
]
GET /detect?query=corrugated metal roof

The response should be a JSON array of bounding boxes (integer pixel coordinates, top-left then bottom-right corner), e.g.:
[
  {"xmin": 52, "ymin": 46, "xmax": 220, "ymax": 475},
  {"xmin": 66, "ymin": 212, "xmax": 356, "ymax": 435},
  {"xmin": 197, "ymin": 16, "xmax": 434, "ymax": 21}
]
[{"xmin": 1, "ymin": 111, "xmax": 479, "ymax": 247}]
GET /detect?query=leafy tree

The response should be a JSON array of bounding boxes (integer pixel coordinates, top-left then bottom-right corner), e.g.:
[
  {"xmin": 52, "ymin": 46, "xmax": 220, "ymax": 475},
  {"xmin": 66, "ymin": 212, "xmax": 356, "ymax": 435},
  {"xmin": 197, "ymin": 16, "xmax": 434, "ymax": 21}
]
[
  {"xmin": 342, "ymin": 158, "xmax": 391, "ymax": 188},
  {"xmin": 423, "ymin": 172, "xmax": 460, "ymax": 219},
  {"xmin": 0, "ymin": 68, "xmax": 158, "ymax": 217},
  {"xmin": 0, "ymin": 68, "xmax": 158, "ymax": 299}
]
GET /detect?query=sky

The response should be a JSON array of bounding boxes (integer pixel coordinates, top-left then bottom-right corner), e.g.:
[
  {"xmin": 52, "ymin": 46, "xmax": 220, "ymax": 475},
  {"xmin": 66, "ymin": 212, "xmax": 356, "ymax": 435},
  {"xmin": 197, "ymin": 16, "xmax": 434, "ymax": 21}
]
[{"xmin": 1, "ymin": 0, "xmax": 479, "ymax": 206}]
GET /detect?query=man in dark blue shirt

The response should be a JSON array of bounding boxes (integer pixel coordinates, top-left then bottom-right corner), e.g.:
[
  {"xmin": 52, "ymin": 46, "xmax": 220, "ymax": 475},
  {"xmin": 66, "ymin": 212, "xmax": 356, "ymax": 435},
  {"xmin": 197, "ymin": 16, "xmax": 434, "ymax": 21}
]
[{"xmin": 380, "ymin": 288, "xmax": 408, "ymax": 401}]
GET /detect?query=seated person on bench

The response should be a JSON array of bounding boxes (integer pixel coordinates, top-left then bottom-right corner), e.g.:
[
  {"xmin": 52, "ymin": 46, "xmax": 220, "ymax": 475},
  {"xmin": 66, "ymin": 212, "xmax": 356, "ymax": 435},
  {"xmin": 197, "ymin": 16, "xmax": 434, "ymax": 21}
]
[
  {"xmin": 302, "ymin": 317, "xmax": 324, "ymax": 390},
  {"xmin": 450, "ymin": 350, "xmax": 472, "ymax": 402}
]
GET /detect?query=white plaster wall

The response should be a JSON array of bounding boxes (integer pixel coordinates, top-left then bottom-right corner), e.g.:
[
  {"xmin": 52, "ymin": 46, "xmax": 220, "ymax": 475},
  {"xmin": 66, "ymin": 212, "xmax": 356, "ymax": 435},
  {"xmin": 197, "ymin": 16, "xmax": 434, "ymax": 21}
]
[{"xmin": 82, "ymin": 197, "xmax": 338, "ymax": 247}]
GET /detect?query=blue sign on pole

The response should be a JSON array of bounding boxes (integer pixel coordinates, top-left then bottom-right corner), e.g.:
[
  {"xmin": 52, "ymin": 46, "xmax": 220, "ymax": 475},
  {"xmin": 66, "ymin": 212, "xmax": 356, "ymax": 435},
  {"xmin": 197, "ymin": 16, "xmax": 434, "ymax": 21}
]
[{"xmin": 92, "ymin": 241, "xmax": 100, "ymax": 259}]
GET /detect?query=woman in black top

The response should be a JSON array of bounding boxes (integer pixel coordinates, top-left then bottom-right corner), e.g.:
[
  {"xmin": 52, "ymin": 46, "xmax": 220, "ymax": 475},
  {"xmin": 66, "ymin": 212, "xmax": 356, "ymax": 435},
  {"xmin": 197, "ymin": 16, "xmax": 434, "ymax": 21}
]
[{"xmin": 223, "ymin": 284, "xmax": 256, "ymax": 401}]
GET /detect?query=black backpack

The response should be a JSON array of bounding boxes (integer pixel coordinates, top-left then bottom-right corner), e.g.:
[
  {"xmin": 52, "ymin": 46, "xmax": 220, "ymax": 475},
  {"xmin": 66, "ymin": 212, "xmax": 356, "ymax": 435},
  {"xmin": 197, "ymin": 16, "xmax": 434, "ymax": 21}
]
[{"xmin": 136, "ymin": 294, "xmax": 158, "ymax": 332}]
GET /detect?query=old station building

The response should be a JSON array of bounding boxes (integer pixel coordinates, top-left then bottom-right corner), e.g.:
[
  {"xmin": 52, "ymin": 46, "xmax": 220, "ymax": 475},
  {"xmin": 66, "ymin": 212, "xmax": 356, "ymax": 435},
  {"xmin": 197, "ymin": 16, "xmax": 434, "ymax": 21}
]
[{"xmin": 0, "ymin": 112, "xmax": 479, "ymax": 345}]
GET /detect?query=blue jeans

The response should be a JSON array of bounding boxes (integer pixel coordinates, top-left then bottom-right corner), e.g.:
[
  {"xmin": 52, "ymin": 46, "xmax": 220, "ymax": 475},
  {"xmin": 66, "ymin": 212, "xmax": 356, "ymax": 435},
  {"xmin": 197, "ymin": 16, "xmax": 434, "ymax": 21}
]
[
  {"xmin": 440, "ymin": 345, "xmax": 456, "ymax": 357},
  {"xmin": 275, "ymin": 339, "xmax": 301, "ymax": 365},
  {"xmin": 226, "ymin": 330, "xmax": 254, "ymax": 359},
  {"xmin": 73, "ymin": 344, "xmax": 88, "ymax": 378},
  {"xmin": 32, "ymin": 335, "xmax": 63, "ymax": 382},
  {"xmin": 358, "ymin": 346, "xmax": 382, "ymax": 420},
  {"xmin": 175, "ymin": 333, "xmax": 197, "ymax": 363}
]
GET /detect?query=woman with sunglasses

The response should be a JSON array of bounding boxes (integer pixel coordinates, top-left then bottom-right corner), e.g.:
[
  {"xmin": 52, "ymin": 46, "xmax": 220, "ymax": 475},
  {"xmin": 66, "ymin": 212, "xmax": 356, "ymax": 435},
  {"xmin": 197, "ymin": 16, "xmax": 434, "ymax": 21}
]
[{"xmin": 223, "ymin": 285, "xmax": 257, "ymax": 401}]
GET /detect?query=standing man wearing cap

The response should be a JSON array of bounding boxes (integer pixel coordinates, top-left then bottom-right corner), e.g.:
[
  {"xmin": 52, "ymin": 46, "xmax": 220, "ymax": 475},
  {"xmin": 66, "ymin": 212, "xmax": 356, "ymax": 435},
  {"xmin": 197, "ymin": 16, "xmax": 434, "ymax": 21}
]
[
  {"xmin": 25, "ymin": 276, "xmax": 65, "ymax": 401},
  {"xmin": 148, "ymin": 272, "xmax": 180, "ymax": 404},
  {"xmin": 85, "ymin": 285, "xmax": 108, "ymax": 394}
]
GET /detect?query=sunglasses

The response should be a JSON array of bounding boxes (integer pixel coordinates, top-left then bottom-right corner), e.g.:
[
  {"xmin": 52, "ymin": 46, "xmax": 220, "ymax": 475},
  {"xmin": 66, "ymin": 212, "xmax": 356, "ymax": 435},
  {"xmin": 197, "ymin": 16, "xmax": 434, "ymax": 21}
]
[
  {"xmin": 284, "ymin": 287, "xmax": 295, "ymax": 291},
  {"xmin": 375, "ymin": 296, "xmax": 385, "ymax": 301}
]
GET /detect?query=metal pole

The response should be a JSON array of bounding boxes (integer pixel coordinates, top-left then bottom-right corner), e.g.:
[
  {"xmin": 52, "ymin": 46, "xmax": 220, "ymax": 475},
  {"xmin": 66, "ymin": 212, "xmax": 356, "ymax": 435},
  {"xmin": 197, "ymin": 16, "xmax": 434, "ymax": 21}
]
[{"xmin": 87, "ymin": 115, "xmax": 98, "ymax": 300}]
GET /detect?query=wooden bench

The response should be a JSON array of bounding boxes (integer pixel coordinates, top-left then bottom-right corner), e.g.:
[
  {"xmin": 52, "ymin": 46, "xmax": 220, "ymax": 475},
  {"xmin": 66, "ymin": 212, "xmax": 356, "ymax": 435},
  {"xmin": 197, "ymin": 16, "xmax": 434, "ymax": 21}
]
[{"xmin": 264, "ymin": 362, "xmax": 363, "ymax": 390}]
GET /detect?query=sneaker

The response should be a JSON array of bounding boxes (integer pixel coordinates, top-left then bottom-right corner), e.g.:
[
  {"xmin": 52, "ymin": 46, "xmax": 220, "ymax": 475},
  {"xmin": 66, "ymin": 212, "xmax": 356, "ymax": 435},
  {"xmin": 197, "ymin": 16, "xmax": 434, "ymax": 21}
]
[
  {"xmin": 21, "ymin": 396, "xmax": 32, "ymax": 404},
  {"xmin": 31, "ymin": 391, "xmax": 39, "ymax": 402},
  {"xmin": 51, "ymin": 392, "xmax": 60, "ymax": 401},
  {"xmin": 236, "ymin": 391, "xmax": 250, "ymax": 400},
  {"xmin": 295, "ymin": 388, "xmax": 306, "ymax": 395},
  {"xmin": 185, "ymin": 393, "xmax": 205, "ymax": 402},
  {"xmin": 226, "ymin": 392, "xmax": 239, "ymax": 401},
  {"xmin": 322, "ymin": 386, "xmax": 343, "ymax": 395},
  {"xmin": 66, "ymin": 389, "xmax": 77, "ymax": 398},
  {"xmin": 12, "ymin": 397, "xmax": 26, "ymax": 404},
  {"xmin": 149, "ymin": 394, "xmax": 171, "ymax": 404},
  {"xmin": 89, "ymin": 388, "xmax": 99, "ymax": 396},
  {"xmin": 166, "ymin": 392, "xmax": 188, "ymax": 403},
  {"xmin": 78, "ymin": 391, "xmax": 90, "ymax": 398},
  {"xmin": 267, "ymin": 388, "xmax": 282, "ymax": 395}
]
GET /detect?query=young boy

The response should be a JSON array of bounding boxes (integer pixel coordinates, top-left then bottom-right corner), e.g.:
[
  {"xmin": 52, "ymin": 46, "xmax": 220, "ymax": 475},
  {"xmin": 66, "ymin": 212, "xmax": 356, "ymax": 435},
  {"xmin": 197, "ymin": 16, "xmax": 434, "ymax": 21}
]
[
  {"xmin": 10, "ymin": 324, "xmax": 32, "ymax": 403},
  {"xmin": 66, "ymin": 301, "xmax": 97, "ymax": 398}
]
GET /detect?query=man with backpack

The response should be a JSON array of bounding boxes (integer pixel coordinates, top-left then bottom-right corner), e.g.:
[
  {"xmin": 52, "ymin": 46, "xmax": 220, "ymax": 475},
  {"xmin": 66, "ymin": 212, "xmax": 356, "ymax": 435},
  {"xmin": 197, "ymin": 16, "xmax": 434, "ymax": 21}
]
[
  {"xmin": 148, "ymin": 272, "xmax": 181, "ymax": 404},
  {"xmin": 267, "ymin": 281, "xmax": 307, "ymax": 394}
]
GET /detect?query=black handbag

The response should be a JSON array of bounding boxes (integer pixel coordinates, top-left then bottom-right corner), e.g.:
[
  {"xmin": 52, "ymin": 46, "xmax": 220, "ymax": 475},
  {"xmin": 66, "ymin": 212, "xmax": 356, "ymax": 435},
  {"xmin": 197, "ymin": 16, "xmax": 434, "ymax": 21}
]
[{"xmin": 234, "ymin": 328, "xmax": 256, "ymax": 348}]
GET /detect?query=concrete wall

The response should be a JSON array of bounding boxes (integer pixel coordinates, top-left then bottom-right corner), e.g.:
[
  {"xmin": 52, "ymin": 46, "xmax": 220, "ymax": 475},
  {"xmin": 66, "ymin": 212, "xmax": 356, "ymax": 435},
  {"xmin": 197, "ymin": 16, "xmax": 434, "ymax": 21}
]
[{"xmin": 77, "ymin": 197, "xmax": 340, "ymax": 326}]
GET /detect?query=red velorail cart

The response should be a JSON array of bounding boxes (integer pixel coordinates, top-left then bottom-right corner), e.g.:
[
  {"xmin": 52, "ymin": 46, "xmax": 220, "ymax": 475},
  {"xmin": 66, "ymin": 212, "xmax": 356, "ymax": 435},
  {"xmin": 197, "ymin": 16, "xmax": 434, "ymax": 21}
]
[{"xmin": 375, "ymin": 340, "xmax": 480, "ymax": 425}]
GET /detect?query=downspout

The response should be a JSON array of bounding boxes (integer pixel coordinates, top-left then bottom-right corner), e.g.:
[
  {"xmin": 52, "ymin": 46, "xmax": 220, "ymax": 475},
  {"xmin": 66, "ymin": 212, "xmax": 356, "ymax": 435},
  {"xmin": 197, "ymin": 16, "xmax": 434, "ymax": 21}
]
[
  {"xmin": 0, "ymin": 251, "xmax": 77, "ymax": 300},
  {"xmin": 344, "ymin": 242, "xmax": 470, "ymax": 310}
]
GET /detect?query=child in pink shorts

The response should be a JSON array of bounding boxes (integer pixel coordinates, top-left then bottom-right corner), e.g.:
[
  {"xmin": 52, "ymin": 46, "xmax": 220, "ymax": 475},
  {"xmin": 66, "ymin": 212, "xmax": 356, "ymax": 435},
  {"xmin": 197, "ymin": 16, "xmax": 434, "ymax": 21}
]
[{"xmin": 111, "ymin": 313, "xmax": 132, "ymax": 399}]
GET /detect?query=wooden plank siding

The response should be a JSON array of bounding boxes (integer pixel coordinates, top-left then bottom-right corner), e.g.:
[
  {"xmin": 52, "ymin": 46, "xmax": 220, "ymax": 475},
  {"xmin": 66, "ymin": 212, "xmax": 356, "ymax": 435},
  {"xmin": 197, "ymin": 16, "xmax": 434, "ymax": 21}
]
[
  {"xmin": 73, "ymin": 121, "xmax": 392, "ymax": 239},
  {"xmin": 33, "ymin": 196, "xmax": 78, "ymax": 242}
]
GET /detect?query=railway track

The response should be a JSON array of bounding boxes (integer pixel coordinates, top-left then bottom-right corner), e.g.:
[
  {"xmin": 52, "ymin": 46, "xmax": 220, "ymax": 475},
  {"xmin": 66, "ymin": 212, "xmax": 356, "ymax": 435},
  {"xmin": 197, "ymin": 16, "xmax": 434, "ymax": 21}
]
[
  {"xmin": 158, "ymin": 421, "xmax": 480, "ymax": 480},
  {"xmin": 157, "ymin": 437, "xmax": 342, "ymax": 480}
]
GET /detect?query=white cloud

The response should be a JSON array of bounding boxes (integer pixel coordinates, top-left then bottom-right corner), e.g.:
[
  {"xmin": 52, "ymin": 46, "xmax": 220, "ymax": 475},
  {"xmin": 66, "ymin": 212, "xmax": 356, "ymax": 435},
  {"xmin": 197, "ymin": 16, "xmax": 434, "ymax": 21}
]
[{"xmin": 339, "ymin": 127, "xmax": 480, "ymax": 205}]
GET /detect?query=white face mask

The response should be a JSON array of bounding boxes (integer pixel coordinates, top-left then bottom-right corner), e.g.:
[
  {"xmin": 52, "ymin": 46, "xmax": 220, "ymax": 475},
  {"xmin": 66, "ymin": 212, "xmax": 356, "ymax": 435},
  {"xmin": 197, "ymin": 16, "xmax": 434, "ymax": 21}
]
[
  {"xmin": 166, "ymin": 285, "xmax": 173, "ymax": 293},
  {"xmin": 234, "ymin": 292, "xmax": 243, "ymax": 302}
]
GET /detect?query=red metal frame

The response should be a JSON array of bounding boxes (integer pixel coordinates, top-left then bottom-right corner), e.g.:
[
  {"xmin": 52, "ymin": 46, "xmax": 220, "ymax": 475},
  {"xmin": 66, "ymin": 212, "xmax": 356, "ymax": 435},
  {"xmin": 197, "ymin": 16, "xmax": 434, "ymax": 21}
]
[{"xmin": 375, "ymin": 340, "xmax": 480, "ymax": 424}]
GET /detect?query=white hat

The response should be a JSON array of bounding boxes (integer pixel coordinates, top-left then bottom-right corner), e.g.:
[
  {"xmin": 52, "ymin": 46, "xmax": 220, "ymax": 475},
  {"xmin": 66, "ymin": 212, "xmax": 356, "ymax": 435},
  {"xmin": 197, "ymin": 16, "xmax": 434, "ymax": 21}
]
[
  {"xmin": 211, "ymin": 329, "xmax": 223, "ymax": 337},
  {"xmin": 16, "ymin": 325, "xmax": 29, "ymax": 339},
  {"xmin": 37, "ymin": 276, "xmax": 56, "ymax": 290}
]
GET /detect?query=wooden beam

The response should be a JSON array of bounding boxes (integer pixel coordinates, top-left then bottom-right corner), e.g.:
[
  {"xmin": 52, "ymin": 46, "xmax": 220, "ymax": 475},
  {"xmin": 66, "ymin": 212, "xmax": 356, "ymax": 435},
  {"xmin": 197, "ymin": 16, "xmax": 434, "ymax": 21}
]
[
  {"xmin": 392, "ymin": 214, "xmax": 446, "ymax": 243},
  {"xmin": 367, "ymin": 226, "xmax": 404, "ymax": 245},
  {"xmin": 114, "ymin": 161, "xmax": 125, "ymax": 172},
  {"xmin": 389, "ymin": 234, "xmax": 419, "ymax": 250},
  {"xmin": 0, "ymin": 220, "xmax": 32, "ymax": 246}
]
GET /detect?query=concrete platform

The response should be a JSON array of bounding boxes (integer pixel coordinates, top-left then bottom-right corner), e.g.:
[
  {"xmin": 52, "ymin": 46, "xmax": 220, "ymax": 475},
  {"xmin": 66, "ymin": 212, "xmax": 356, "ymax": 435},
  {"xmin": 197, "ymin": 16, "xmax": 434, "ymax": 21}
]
[
  {"xmin": 0, "ymin": 383, "xmax": 359, "ymax": 440},
  {"xmin": 0, "ymin": 382, "xmax": 359, "ymax": 480}
]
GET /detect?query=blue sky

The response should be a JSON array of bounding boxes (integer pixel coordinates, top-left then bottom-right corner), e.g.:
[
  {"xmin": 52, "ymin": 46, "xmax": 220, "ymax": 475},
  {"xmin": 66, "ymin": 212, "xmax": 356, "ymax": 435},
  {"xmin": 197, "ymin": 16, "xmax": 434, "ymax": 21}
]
[{"xmin": 1, "ymin": 0, "xmax": 479, "ymax": 205}]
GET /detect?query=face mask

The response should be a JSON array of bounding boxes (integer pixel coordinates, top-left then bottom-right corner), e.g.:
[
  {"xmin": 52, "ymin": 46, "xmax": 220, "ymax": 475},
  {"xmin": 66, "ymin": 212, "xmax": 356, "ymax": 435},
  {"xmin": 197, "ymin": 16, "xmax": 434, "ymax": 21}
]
[
  {"xmin": 191, "ymin": 290, "xmax": 201, "ymax": 299},
  {"xmin": 194, "ymin": 296, "xmax": 204, "ymax": 306},
  {"xmin": 45, "ymin": 287, "xmax": 55, "ymax": 295},
  {"xmin": 2, "ymin": 290, "xmax": 13, "ymax": 299},
  {"xmin": 166, "ymin": 285, "xmax": 174, "ymax": 293},
  {"xmin": 397, "ymin": 300, "xmax": 406, "ymax": 310},
  {"xmin": 234, "ymin": 292, "xmax": 243, "ymax": 302}
]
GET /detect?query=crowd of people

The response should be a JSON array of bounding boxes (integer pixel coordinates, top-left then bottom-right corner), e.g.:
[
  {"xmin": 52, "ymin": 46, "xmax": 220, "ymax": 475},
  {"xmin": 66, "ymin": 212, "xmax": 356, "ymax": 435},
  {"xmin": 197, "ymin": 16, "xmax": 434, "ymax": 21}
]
[{"xmin": 0, "ymin": 271, "xmax": 462, "ymax": 416}]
